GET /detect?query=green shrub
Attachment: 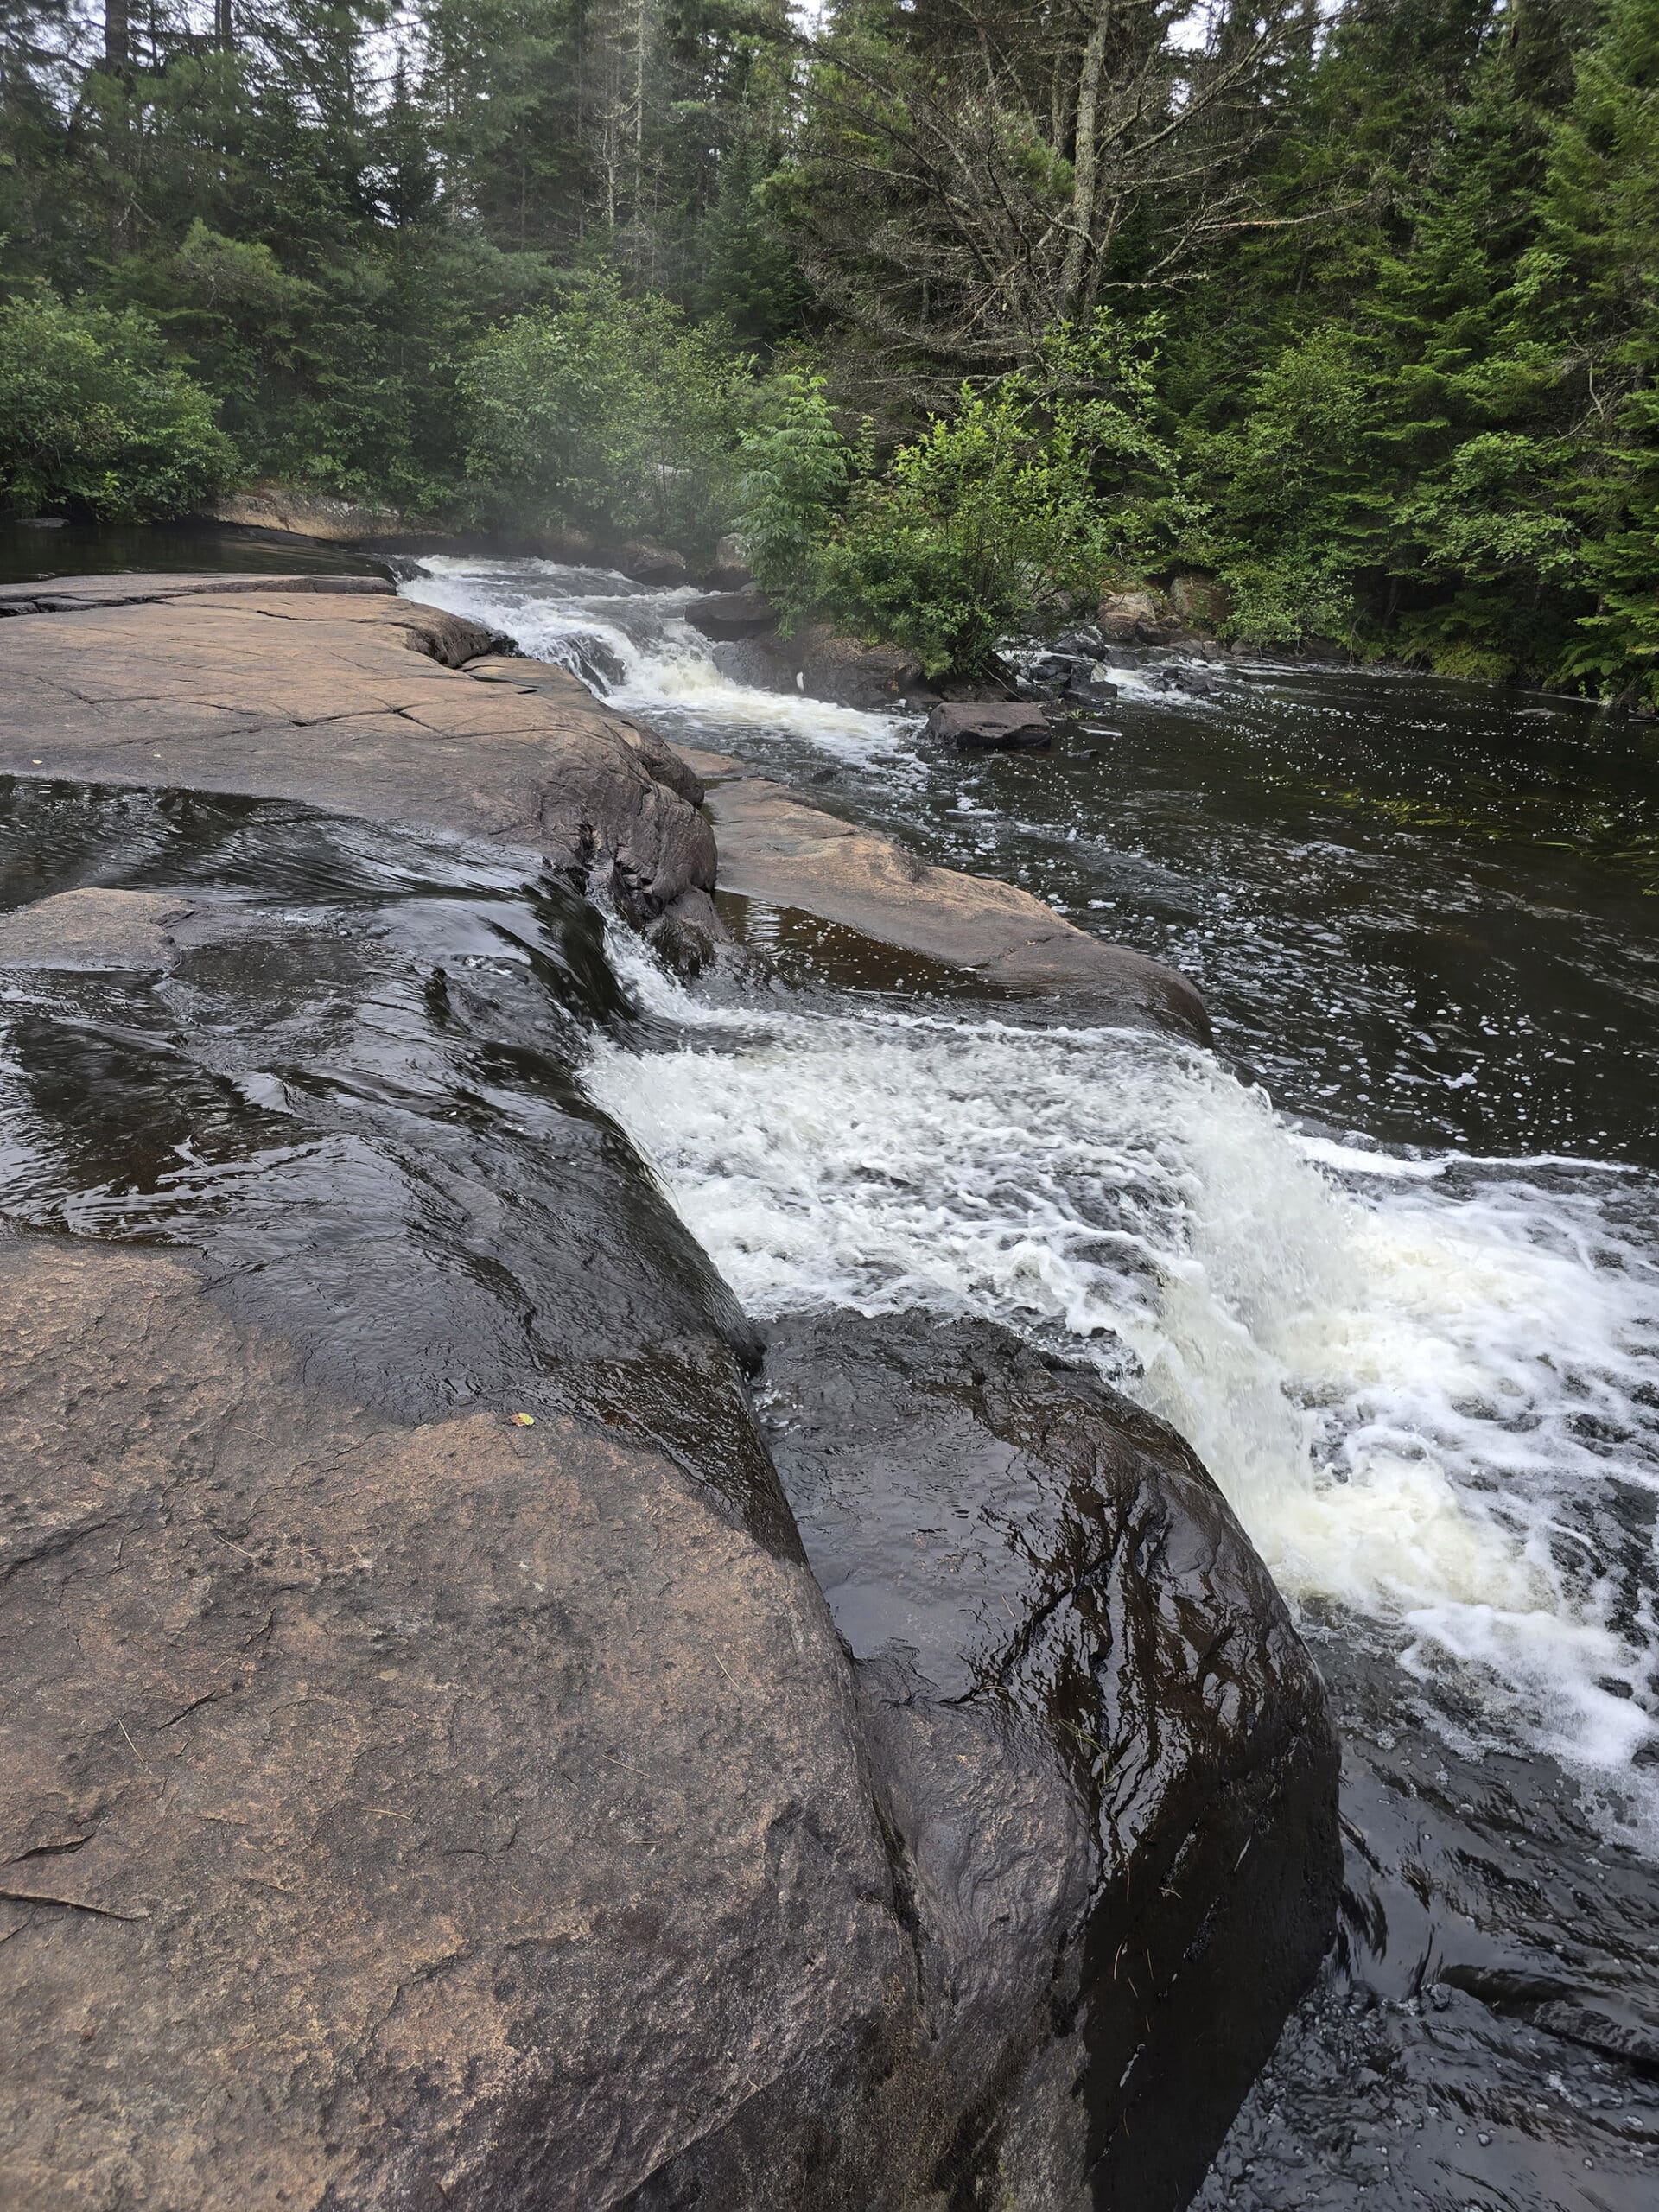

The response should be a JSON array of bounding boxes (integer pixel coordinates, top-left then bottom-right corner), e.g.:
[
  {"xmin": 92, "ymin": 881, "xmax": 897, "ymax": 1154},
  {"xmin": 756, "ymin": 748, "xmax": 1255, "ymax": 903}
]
[
  {"xmin": 817, "ymin": 381, "xmax": 1111, "ymax": 676},
  {"xmin": 459, "ymin": 271, "xmax": 751, "ymax": 553},
  {"xmin": 0, "ymin": 288, "xmax": 238, "ymax": 520},
  {"xmin": 735, "ymin": 313, "xmax": 1185, "ymax": 676},
  {"xmin": 734, "ymin": 371, "xmax": 857, "ymax": 622}
]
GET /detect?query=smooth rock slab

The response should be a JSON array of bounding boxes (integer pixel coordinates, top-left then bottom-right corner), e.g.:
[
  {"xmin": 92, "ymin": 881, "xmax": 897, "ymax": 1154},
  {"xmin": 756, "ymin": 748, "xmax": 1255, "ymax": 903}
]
[
  {"xmin": 702, "ymin": 771, "xmax": 1211, "ymax": 1040},
  {"xmin": 0, "ymin": 888, "xmax": 193, "ymax": 971},
  {"xmin": 0, "ymin": 1238, "xmax": 907, "ymax": 2212},
  {"xmin": 0, "ymin": 588, "xmax": 713, "ymax": 924}
]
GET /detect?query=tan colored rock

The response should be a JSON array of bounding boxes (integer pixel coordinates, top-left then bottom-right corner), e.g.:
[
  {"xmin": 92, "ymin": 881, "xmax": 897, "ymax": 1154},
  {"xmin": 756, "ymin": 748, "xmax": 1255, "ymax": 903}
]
[
  {"xmin": 0, "ymin": 1236, "xmax": 907, "ymax": 2211},
  {"xmin": 1097, "ymin": 588, "xmax": 1166, "ymax": 644},
  {"xmin": 0, "ymin": 572, "xmax": 393, "ymax": 617},
  {"xmin": 1169, "ymin": 573, "xmax": 1233, "ymax": 627},
  {"xmin": 0, "ymin": 582, "xmax": 1329, "ymax": 2207},
  {"xmin": 204, "ymin": 483, "xmax": 414, "ymax": 542},
  {"xmin": 0, "ymin": 590, "xmax": 712, "ymax": 924},
  {"xmin": 0, "ymin": 890, "xmax": 193, "ymax": 971},
  {"xmin": 703, "ymin": 773, "xmax": 1210, "ymax": 1039}
]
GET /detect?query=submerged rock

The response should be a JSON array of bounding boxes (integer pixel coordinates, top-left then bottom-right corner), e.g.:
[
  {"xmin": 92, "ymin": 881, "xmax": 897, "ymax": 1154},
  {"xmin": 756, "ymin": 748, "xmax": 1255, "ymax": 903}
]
[{"xmin": 755, "ymin": 1311, "xmax": 1343, "ymax": 2212}]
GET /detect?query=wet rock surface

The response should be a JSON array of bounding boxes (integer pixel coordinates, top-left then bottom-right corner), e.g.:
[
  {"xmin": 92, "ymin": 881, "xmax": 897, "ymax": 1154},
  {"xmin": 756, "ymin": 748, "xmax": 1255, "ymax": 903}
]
[
  {"xmin": 757, "ymin": 1311, "xmax": 1343, "ymax": 2212},
  {"xmin": 728, "ymin": 620, "xmax": 931, "ymax": 709},
  {"xmin": 926, "ymin": 699, "xmax": 1055, "ymax": 748},
  {"xmin": 0, "ymin": 585, "xmax": 714, "ymax": 925},
  {"xmin": 0, "ymin": 787, "xmax": 923, "ymax": 2209},
  {"xmin": 0, "ymin": 583, "xmax": 1313, "ymax": 2207},
  {"xmin": 0, "ymin": 569, "xmax": 395, "ymax": 615},
  {"xmin": 697, "ymin": 766, "xmax": 1212, "ymax": 1040}
]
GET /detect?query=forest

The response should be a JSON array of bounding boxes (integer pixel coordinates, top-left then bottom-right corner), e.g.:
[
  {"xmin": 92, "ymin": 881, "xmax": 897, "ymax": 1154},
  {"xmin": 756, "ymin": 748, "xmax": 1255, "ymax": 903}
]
[{"xmin": 1, "ymin": 0, "xmax": 1656, "ymax": 699}]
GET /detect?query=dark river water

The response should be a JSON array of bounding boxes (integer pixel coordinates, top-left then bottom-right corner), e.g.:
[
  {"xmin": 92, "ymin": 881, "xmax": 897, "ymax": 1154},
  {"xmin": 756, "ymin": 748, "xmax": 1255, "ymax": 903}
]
[
  {"xmin": 0, "ymin": 516, "xmax": 385, "ymax": 587},
  {"xmin": 3, "ymin": 527, "xmax": 1655, "ymax": 2206}
]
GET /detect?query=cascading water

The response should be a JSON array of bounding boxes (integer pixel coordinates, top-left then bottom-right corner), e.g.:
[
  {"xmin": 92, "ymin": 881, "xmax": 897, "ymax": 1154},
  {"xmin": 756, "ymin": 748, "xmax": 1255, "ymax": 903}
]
[{"xmin": 404, "ymin": 554, "xmax": 1659, "ymax": 2205}]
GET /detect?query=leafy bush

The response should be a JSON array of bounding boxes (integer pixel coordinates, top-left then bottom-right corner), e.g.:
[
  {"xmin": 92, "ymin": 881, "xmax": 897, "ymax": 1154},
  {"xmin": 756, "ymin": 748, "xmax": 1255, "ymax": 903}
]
[
  {"xmin": 817, "ymin": 383, "xmax": 1109, "ymax": 676},
  {"xmin": 460, "ymin": 272, "xmax": 752, "ymax": 552},
  {"xmin": 734, "ymin": 371, "xmax": 857, "ymax": 622},
  {"xmin": 1185, "ymin": 329, "xmax": 1382, "ymax": 649},
  {"xmin": 735, "ymin": 315, "xmax": 1184, "ymax": 676},
  {"xmin": 0, "ymin": 289, "xmax": 238, "ymax": 520}
]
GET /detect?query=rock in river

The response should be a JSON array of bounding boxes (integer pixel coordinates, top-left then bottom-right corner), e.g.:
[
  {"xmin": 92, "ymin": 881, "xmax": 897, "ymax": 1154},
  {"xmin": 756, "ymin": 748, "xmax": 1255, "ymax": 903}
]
[
  {"xmin": 753, "ymin": 1311, "xmax": 1343, "ymax": 2212},
  {"xmin": 683, "ymin": 586, "xmax": 779, "ymax": 640},
  {"xmin": 926, "ymin": 699, "xmax": 1054, "ymax": 749}
]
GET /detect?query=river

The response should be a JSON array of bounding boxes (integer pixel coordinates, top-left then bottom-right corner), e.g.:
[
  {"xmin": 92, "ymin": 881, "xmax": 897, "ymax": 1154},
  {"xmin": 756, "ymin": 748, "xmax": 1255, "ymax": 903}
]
[{"xmin": 399, "ymin": 554, "xmax": 1659, "ymax": 2211}]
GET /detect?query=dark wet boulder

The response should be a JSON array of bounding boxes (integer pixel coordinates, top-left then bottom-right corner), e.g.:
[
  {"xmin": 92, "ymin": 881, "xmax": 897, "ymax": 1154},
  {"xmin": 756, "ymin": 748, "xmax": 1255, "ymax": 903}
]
[
  {"xmin": 926, "ymin": 699, "xmax": 1054, "ymax": 748},
  {"xmin": 617, "ymin": 539, "xmax": 689, "ymax": 586},
  {"xmin": 1152, "ymin": 664, "xmax": 1219, "ymax": 698},
  {"xmin": 707, "ymin": 532, "xmax": 753, "ymax": 591},
  {"xmin": 729, "ymin": 620, "xmax": 930, "ymax": 709},
  {"xmin": 755, "ymin": 1310, "xmax": 1343, "ymax": 2212},
  {"xmin": 683, "ymin": 587, "xmax": 779, "ymax": 640},
  {"xmin": 1017, "ymin": 652, "xmax": 1119, "ymax": 703}
]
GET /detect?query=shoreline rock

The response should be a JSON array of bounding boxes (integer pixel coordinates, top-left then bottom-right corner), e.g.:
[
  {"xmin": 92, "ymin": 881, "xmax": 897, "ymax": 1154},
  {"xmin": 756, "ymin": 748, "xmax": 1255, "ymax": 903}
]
[
  {"xmin": 677, "ymin": 746, "xmax": 1211, "ymax": 1042},
  {"xmin": 0, "ymin": 576, "xmax": 713, "ymax": 926},
  {"xmin": 755, "ymin": 1311, "xmax": 1342, "ymax": 2212}
]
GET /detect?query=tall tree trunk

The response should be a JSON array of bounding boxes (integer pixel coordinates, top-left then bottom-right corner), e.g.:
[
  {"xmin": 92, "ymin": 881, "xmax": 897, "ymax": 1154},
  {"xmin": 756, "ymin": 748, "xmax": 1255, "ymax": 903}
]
[
  {"xmin": 632, "ymin": 0, "xmax": 647, "ymax": 222},
  {"xmin": 1060, "ymin": 5, "xmax": 1113, "ymax": 312},
  {"xmin": 104, "ymin": 0, "xmax": 130, "ymax": 71},
  {"xmin": 216, "ymin": 0, "xmax": 234, "ymax": 51}
]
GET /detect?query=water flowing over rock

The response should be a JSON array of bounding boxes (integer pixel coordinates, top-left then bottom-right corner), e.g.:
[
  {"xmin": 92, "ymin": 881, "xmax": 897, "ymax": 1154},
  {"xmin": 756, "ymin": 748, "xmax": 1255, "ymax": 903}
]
[{"xmin": 0, "ymin": 575, "xmax": 1332, "ymax": 2208}]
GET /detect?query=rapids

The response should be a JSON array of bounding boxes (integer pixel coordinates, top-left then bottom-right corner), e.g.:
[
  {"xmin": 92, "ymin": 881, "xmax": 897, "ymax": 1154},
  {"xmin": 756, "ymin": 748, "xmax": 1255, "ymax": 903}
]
[{"xmin": 404, "ymin": 553, "xmax": 1659, "ymax": 2209}]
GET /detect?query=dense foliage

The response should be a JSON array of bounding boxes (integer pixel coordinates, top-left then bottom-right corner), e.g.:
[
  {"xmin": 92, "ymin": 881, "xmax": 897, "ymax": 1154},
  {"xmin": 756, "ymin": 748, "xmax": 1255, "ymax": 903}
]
[
  {"xmin": 2, "ymin": 0, "xmax": 1655, "ymax": 699},
  {"xmin": 0, "ymin": 288, "xmax": 236, "ymax": 518},
  {"xmin": 461, "ymin": 273, "xmax": 750, "ymax": 549}
]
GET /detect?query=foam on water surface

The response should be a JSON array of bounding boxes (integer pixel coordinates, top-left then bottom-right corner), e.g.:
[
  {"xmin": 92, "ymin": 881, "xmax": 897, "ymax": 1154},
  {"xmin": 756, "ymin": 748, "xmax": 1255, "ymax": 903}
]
[
  {"xmin": 403, "ymin": 556, "xmax": 1659, "ymax": 1827},
  {"xmin": 585, "ymin": 941, "xmax": 1659, "ymax": 1809}
]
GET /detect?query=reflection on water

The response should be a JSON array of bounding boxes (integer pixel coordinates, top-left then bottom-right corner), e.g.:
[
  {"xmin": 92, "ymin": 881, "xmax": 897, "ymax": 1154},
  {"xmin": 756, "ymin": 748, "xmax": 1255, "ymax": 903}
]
[
  {"xmin": 407, "ymin": 555, "xmax": 1659, "ymax": 2209},
  {"xmin": 0, "ymin": 518, "xmax": 385, "ymax": 588}
]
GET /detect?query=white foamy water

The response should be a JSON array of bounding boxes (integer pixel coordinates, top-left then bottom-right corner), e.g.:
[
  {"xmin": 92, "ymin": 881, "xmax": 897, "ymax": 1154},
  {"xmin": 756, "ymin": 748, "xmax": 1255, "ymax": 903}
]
[
  {"xmin": 400, "ymin": 558, "xmax": 1659, "ymax": 1814},
  {"xmin": 403, "ymin": 556, "xmax": 918, "ymax": 770},
  {"xmin": 589, "ymin": 952, "xmax": 1659, "ymax": 1799}
]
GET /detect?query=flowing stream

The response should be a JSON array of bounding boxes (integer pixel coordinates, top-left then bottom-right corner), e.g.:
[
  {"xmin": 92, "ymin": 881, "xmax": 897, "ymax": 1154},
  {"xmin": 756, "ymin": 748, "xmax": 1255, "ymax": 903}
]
[{"xmin": 404, "ymin": 554, "xmax": 1659, "ymax": 2209}]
